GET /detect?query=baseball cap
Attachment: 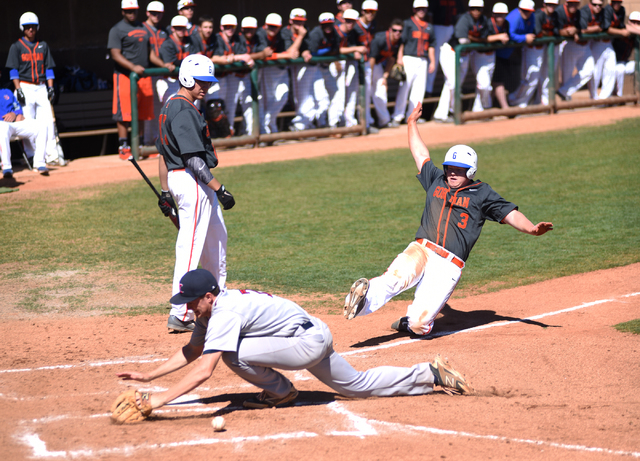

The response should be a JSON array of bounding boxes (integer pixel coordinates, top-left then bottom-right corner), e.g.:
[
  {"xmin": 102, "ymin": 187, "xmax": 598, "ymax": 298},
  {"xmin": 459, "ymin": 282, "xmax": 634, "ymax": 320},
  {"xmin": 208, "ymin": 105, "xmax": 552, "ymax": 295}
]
[
  {"xmin": 265, "ymin": 13, "xmax": 282, "ymax": 26},
  {"xmin": 493, "ymin": 2, "xmax": 509, "ymax": 12},
  {"xmin": 337, "ymin": 0, "xmax": 352, "ymax": 4},
  {"xmin": 169, "ymin": 269, "xmax": 219, "ymax": 304},
  {"xmin": 177, "ymin": 0, "xmax": 195, "ymax": 10},
  {"xmin": 121, "ymin": 0, "xmax": 139, "ymax": 10},
  {"xmin": 362, "ymin": 0, "xmax": 378, "ymax": 10},
  {"xmin": 343, "ymin": 9, "xmax": 360, "ymax": 20},
  {"xmin": 220, "ymin": 14, "xmax": 238, "ymax": 26},
  {"xmin": 290, "ymin": 8, "xmax": 307, "ymax": 21},
  {"xmin": 413, "ymin": 0, "xmax": 429, "ymax": 8},
  {"xmin": 518, "ymin": 0, "xmax": 535, "ymax": 11},
  {"xmin": 544, "ymin": 0, "xmax": 559, "ymax": 4},
  {"xmin": 241, "ymin": 16, "xmax": 258, "ymax": 28},
  {"xmin": 591, "ymin": 0, "xmax": 603, "ymax": 4},
  {"xmin": 147, "ymin": 1, "xmax": 164, "ymax": 12},
  {"xmin": 171, "ymin": 15, "xmax": 189, "ymax": 26},
  {"xmin": 630, "ymin": 11, "xmax": 640, "ymax": 21},
  {"xmin": 469, "ymin": 0, "xmax": 484, "ymax": 8},
  {"xmin": 319, "ymin": 12, "xmax": 335, "ymax": 23}
]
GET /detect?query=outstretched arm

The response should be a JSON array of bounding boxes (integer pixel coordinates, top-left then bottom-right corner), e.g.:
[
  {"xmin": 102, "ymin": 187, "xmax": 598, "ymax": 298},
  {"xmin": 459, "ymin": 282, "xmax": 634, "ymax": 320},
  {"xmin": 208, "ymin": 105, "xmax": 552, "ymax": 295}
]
[
  {"xmin": 502, "ymin": 209, "xmax": 553, "ymax": 236},
  {"xmin": 116, "ymin": 343, "xmax": 204, "ymax": 383},
  {"xmin": 407, "ymin": 102, "xmax": 430, "ymax": 171}
]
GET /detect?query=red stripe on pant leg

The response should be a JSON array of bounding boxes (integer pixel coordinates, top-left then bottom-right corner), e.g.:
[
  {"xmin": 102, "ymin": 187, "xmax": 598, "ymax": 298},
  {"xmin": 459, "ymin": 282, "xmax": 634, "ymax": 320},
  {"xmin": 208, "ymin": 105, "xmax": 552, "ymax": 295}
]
[{"xmin": 183, "ymin": 179, "xmax": 200, "ymax": 322}]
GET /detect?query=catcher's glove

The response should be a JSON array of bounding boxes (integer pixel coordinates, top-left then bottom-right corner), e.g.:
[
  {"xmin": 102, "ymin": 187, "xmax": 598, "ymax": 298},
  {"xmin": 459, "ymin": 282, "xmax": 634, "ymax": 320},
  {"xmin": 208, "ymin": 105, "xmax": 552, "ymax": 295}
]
[
  {"xmin": 389, "ymin": 63, "xmax": 406, "ymax": 82},
  {"xmin": 110, "ymin": 389, "xmax": 153, "ymax": 425}
]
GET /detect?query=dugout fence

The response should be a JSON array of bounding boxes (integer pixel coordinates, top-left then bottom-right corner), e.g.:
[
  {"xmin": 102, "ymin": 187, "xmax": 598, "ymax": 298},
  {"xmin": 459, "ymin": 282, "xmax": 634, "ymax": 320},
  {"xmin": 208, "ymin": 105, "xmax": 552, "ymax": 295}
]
[
  {"xmin": 129, "ymin": 55, "xmax": 366, "ymax": 160},
  {"xmin": 453, "ymin": 33, "xmax": 640, "ymax": 124}
]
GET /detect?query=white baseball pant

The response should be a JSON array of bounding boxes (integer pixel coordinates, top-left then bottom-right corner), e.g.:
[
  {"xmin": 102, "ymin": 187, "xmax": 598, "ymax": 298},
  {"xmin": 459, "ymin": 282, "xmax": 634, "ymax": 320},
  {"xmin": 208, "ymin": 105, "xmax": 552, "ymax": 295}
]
[
  {"xmin": 508, "ymin": 46, "xmax": 545, "ymax": 107},
  {"xmin": 168, "ymin": 169, "xmax": 227, "ymax": 323},
  {"xmin": 427, "ymin": 25, "xmax": 455, "ymax": 94},
  {"xmin": 588, "ymin": 40, "xmax": 616, "ymax": 100},
  {"xmin": 314, "ymin": 65, "xmax": 341, "ymax": 128},
  {"xmin": 222, "ymin": 316, "xmax": 437, "ymax": 399},
  {"xmin": 371, "ymin": 62, "xmax": 391, "ymax": 127},
  {"xmin": 0, "ymin": 119, "xmax": 48, "ymax": 170},
  {"xmin": 17, "ymin": 82, "xmax": 59, "ymax": 164},
  {"xmin": 558, "ymin": 41, "xmax": 594, "ymax": 98},
  {"xmin": 209, "ymin": 74, "xmax": 253, "ymax": 136},
  {"xmin": 346, "ymin": 240, "xmax": 462, "ymax": 336},
  {"xmin": 343, "ymin": 60, "xmax": 359, "ymax": 127},
  {"xmin": 614, "ymin": 61, "xmax": 635, "ymax": 97},
  {"xmin": 392, "ymin": 55, "xmax": 428, "ymax": 122},
  {"xmin": 259, "ymin": 66, "xmax": 290, "ymax": 134},
  {"xmin": 290, "ymin": 65, "xmax": 318, "ymax": 131}
]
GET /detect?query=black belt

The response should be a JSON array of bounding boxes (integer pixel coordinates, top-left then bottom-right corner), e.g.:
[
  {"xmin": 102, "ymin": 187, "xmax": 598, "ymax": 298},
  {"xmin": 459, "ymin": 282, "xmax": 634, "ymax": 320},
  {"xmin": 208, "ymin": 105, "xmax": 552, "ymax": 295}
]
[{"xmin": 300, "ymin": 321, "xmax": 313, "ymax": 330}]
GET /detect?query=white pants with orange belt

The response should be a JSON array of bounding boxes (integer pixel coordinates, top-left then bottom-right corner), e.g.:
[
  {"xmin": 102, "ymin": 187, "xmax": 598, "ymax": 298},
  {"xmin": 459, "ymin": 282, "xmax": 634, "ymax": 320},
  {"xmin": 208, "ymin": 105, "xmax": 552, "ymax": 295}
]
[
  {"xmin": 168, "ymin": 168, "xmax": 228, "ymax": 322},
  {"xmin": 346, "ymin": 239, "xmax": 463, "ymax": 335}
]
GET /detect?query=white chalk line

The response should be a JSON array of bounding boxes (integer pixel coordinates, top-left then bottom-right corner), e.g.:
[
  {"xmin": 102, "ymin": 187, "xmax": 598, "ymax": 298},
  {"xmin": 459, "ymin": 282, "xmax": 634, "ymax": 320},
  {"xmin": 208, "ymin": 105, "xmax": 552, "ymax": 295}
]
[
  {"xmin": 17, "ymin": 401, "xmax": 640, "ymax": 458},
  {"xmin": 2, "ymin": 292, "xmax": 638, "ymax": 373},
  {"xmin": 342, "ymin": 291, "xmax": 640, "ymax": 357}
]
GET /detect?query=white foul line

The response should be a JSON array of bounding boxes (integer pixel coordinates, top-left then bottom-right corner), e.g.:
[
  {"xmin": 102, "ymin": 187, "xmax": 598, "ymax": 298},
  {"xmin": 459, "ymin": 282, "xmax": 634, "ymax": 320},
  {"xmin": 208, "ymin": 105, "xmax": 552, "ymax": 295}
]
[
  {"xmin": 17, "ymin": 402, "xmax": 640, "ymax": 458},
  {"xmin": 342, "ymin": 292, "xmax": 640, "ymax": 356}
]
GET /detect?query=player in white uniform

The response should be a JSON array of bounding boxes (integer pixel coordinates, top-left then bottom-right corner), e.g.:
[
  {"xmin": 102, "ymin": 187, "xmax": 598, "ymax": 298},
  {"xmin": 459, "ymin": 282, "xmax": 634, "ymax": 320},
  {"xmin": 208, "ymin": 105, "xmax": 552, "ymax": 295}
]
[
  {"xmin": 116, "ymin": 269, "xmax": 473, "ymax": 412},
  {"xmin": 156, "ymin": 55, "xmax": 235, "ymax": 333}
]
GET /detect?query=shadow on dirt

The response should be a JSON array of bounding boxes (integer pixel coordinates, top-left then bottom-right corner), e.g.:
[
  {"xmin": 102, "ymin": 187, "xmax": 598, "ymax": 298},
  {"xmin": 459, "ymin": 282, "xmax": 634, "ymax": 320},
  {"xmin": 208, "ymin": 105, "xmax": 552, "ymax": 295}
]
[{"xmin": 349, "ymin": 303, "xmax": 560, "ymax": 348}]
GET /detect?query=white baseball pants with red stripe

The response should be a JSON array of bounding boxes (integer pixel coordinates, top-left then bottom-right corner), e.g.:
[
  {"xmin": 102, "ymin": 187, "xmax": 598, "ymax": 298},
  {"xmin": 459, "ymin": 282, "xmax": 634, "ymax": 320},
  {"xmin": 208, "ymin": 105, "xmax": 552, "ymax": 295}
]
[
  {"xmin": 346, "ymin": 240, "xmax": 462, "ymax": 335},
  {"xmin": 168, "ymin": 169, "xmax": 228, "ymax": 322}
]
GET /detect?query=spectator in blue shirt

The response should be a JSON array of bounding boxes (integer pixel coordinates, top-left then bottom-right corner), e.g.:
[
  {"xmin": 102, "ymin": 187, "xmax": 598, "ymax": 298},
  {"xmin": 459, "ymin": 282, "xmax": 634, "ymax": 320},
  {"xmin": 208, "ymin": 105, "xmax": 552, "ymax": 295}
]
[{"xmin": 506, "ymin": 0, "xmax": 539, "ymax": 107}]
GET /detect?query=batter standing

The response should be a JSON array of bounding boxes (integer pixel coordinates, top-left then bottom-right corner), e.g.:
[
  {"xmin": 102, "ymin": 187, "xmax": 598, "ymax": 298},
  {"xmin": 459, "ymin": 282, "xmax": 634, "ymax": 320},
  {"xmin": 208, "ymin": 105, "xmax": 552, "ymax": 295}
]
[
  {"xmin": 116, "ymin": 269, "xmax": 473, "ymax": 413},
  {"xmin": 156, "ymin": 54, "xmax": 235, "ymax": 333},
  {"xmin": 5, "ymin": 12, "xmax": 62, "ymax": 171},
  {"xmin": 344, "ymin": 102, "xmax": 553, "ymax": 336}
]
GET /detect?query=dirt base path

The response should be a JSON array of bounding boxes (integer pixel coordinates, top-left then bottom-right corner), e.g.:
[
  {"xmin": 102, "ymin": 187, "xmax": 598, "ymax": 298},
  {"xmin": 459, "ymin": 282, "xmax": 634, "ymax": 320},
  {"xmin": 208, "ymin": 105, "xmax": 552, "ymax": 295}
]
[
  {"xmin": 3, "ymin": 105, "xmax": 638, "ymax": 193},
  {"xmin": 1, "ymin": 264, "xmax": 638, "ymax": 460}
]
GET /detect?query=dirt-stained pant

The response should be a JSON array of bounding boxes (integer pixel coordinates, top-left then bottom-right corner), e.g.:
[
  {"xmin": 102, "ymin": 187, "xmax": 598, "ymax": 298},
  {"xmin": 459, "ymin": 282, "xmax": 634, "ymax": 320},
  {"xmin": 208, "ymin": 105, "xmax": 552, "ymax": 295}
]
[
  {"xmin": 222, "ymin": 316, "xmax": 436, "ymax": 399},
  {"xmin": 348, "ymin": 240, "xmax": 462, "ymax": 335}
]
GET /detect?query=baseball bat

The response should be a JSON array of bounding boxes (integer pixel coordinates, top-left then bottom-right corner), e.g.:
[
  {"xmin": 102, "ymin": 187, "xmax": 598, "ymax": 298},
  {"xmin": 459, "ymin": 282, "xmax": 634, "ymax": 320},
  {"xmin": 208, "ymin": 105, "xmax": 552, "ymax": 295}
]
[{"xmin": 128, "ymin": 157, "xmax": 180, "ymax": 229}]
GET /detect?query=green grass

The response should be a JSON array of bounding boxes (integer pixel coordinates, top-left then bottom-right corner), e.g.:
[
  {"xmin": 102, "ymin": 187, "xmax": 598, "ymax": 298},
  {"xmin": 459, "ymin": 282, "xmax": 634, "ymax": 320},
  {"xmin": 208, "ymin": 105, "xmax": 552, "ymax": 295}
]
[
  {"xmin": 614, "ymin": 319, "xmax": 640, "ymax": 335},
  {"xmin": 1, "ymin": 117, "xmax": 639, "ymax": 312}
]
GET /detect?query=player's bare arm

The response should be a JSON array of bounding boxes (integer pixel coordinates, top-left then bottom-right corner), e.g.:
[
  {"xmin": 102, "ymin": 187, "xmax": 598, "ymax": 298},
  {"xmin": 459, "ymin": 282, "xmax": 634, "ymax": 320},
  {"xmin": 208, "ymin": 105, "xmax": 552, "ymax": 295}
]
[
  {"xmin": 396, "ymin": 43, "xmax": 404, "ymax": 65},
  {"xmin": 428, "ymin": 46, "xmax": 436, "ymax": 74},
  {"xmin": 407, "ymin": 103, "xmax": 430, "ymax": 170},
  {"xmin": 110, "ymin": 48, "xmax": 145, "ymax": 75},
  {"xmin": 117, "ymin": 343, "xmax": 203, "ymax": 383},
  {"xmin": 149, "ymin": 50, "xmax": 166, "ymax": 68},
  {"xmin": 502, "ymin": 209, "xmax": 554, "ymax": 236}
]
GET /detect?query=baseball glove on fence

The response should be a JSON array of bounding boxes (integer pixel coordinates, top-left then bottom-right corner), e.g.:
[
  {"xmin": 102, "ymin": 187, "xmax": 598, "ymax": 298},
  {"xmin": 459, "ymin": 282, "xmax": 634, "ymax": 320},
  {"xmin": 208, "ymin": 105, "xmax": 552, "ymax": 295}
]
[
  {"xmin": 110, "ymin": 389, "xmax": 153, "ymax": 424},
  {"xmin": 389, "ymin": 63, "xmax": 406, "ymax": 82}
]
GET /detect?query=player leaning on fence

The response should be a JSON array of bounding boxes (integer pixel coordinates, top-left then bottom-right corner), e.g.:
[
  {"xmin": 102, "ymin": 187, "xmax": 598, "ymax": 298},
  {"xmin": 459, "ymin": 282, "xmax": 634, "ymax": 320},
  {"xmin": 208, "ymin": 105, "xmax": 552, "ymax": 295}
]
[{"xmin": 343, "ymin": 102, "xmax": 553, "ymax": 337}]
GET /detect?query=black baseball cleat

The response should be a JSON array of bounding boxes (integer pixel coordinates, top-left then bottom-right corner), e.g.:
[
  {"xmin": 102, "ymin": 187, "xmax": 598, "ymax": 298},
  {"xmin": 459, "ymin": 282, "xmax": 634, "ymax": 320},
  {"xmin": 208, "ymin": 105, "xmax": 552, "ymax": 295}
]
[
  {"xmin": 391, "ymin": 316, "xmax": 410, "ymax": 332},
  {"xmin": 243, "ymin": 385, "xmax": 298, "ymax": 409},
  {"xmin": 344, "ymin": 278, "xmax": 369, "ymax": 320},
  {"xmin": 167, "ymin": 315, "xmax": 195, "ymax": 333},
  {"xmin": 556, "ymin": 90, "xmax": 571, "ymax": 102},
  {"xmin": 429, "ymin": 355, "xmax": 474, "ymax": 396}
]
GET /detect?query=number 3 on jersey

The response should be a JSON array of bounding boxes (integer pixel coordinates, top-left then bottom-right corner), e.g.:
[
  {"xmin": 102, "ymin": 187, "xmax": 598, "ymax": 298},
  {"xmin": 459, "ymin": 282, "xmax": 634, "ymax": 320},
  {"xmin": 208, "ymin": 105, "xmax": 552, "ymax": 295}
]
[{"xmin": 458, "ymin": 212, "xmax": 468, "ymax": 229}]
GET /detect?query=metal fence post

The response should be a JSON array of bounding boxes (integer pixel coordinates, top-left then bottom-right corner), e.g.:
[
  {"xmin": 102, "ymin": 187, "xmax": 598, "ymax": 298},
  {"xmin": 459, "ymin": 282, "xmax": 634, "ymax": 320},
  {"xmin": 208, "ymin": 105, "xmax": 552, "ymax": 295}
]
[
  {"xmin": 358, "ymin": 58, "xmax": 367, "ymax": 136},
  {"xmin": 129, "ymin": 72, "xmax": 140, "ymax": 161},
  {"xmin": 250, "ymin": 66, "xmax": 260, "ymax": 144},
  {"xmin": 547, "ymin": 40, "xmax": 556, "ymax": 114},
  {"xmin": 453, "ymin": 45, "xmax": 462, "ymax": 125}
]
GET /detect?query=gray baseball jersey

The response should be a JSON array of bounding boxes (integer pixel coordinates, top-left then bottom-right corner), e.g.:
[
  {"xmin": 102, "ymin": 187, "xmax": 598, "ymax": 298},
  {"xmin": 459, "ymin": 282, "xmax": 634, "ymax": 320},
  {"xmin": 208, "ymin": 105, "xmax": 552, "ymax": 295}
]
[
  {"xmin": 416, "ymin": 160, "xmax": 517, "ymax": 261},
  {"xmin": 107, "ymin": 19, "xmax": 150, "ymax": 74},
  {"xmin": 6, "ymin": 39, "xmax": 56, "ymax": 83},
  {"xmin": 157, "ymin": 94, "xmax": 218, "ymax": 171}
]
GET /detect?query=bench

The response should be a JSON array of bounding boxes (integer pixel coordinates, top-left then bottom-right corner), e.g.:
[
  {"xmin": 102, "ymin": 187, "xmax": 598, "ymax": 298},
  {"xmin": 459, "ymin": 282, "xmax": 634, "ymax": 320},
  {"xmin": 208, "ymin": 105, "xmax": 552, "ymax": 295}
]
[{"xmin": 54, "ymin": 90, "xmax": 117, "ymax": 156}]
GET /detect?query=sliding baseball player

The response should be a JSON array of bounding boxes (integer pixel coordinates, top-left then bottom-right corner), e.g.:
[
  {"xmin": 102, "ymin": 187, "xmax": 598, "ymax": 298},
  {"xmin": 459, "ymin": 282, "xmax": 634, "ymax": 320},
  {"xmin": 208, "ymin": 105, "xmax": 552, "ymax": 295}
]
[{"xmin": 344, "ymin": 103, "xmax": 553, "ymax": 336}]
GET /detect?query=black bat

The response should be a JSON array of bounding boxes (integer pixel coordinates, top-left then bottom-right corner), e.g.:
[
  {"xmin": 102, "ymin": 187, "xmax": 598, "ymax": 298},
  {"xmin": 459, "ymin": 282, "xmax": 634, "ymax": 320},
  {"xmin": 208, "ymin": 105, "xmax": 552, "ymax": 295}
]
[{"xmin": 128, "ymin": 157, "xmax": 180, "ymax": 229}]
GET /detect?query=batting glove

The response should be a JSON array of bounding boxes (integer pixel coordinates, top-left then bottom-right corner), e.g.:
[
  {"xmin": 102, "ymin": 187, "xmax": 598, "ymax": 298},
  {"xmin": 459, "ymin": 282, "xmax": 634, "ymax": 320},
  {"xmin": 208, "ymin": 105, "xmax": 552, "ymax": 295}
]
[
  {"xmin": 216, "ymin": 184, "xmax": 235, "ymax": 210},
  {"xmin": 16, "ymin": 88, "xmax": 26, "ymax": 106},
  {"xmin": 158, "ymin": 190, "xmax": 176, "ymax": 217},
  {"xmin": 47, "ymin": 87, "xmax": 55, "ymax": 102}
]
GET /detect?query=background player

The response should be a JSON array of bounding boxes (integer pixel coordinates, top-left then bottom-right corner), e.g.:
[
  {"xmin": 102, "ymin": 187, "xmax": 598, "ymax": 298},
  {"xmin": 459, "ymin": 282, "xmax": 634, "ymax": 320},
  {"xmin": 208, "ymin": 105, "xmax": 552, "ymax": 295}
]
[
  {"xmin": 108, "ymin": 0, "xmax": 167, "ymax": 160},
  {"xmin": 156, "ymin": 15, "xmax": 195, "ymax": 105},
  {"xmin": 505, "ymin": 0, "xmax": 538, "ymax": 108},
  {"xmin": 115, "ymin": 268, "xmax": 473, "ymax": 416},
  {"xmin": 556, "ymin": 0, "xmax": 592, "ymax": 101},
  {"xmin": 391, "ymin": 0, "xmax": 435, "ymax": 125},
  {"xmin": 5, "ymin": 12, "xmax": 63, "ymax": 172},
  {"xmin": 344, "ymin": 102, "xmax": 553, "ymax": 336},
  {"xmin": 156, "ymin": 54, "xmax": 235, "ymax": 333},
  {"xmin": 428, "ymin": 0, "xmax": 466, "ymax": 96}
]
